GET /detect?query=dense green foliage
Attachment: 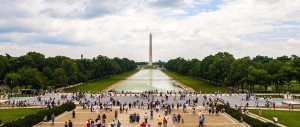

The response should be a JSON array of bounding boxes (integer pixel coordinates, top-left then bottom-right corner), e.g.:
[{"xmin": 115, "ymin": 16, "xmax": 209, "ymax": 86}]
[
  {"xmin": 165, "ymin": 52, "xmax": 300, "ymax": 93},
  {"xmin": 217, "ymin": 105, "xmax": 276, "ymax": 127},
  {"xmin": 249, "ymin": 109, "xmax": 300, "ymax": 127},
  {"xmin": 0, "ymin": 52, "xmax": 137, "ymax": 90},
  {"xmin": 65, "ymin": 70, "xmax": 137, "ymax": 92},
  {"xmin": 0, "ymin": 108, "xmax": 41, "ymax": 124},
  {"xmin": 2, "ymin": 102, "xmax": 76, "ymax": 127},
  {"xmin": 164, "ymin": 70, "xmax": 229, "ymax": 93}
]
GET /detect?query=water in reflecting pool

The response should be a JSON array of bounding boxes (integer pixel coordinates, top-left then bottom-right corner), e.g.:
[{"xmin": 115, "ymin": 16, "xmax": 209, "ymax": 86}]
[{"xmin": 112, "ymin": 69, "xmax": 185, "ymax": 92}]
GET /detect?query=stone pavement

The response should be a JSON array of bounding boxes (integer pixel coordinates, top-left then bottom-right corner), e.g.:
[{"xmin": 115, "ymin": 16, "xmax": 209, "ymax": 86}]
[
  {"xmin": 2, "ymin": 93, "xmax": 300, "ymax": 109},
  {"xmin": 38, "ymin": 107, "xmax": 245, "ymax": 127}
]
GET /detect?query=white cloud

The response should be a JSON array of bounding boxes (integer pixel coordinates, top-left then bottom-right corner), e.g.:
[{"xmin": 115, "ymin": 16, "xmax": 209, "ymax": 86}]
[{"xmin": 0, "ymin": 0, "xmax": 300, "ymax": 61}]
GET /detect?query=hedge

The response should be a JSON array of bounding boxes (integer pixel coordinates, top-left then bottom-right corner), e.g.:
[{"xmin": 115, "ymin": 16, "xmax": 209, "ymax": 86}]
[
  {"xmin": 2, "ymin": 102, "xmax": 76, "ymax": 127},
  {"xmin": 217, "ymin": 105, "xmax": 277, "ymax": 127}
]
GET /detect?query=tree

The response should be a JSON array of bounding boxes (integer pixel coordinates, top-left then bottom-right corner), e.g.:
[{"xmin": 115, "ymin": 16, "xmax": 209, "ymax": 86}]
[
  {"xmin": 0, "ymin": 55, "xmax": 10, "ymax": 80},
  {"xmin": 279, "ymin": 65, "xmax": 297, "ymax": 92},
  {"xmin": 19, "ymin": 67, "xmax": 43, "ymax": 90},
  {"xmin": 4, "ymin": 73, "xmax": 21, "ymax": 90},
  {"xmin": 53, "ymin": 68, "xmax": 68, "ymax": 87},
  {"xmin": 26, "ymin": 52, "xmax": 45, "ymax": 71},
  {"xmin": 227, "ymin": 57, "xmax": 253, "ymax": 92}
]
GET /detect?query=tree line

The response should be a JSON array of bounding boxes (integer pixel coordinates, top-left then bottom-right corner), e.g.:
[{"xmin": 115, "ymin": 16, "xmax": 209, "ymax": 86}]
[
  {"xmin": 164, "ymin": 52, "xmax": 300, "ymax": 92},
  {"xmin": 0, "ymin": 52, "xmax": 137, "ymax": 90}
]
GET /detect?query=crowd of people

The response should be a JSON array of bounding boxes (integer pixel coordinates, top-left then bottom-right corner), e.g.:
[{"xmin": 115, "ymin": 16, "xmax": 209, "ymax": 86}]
[
  {"xmin": 55, "ymin": 90, "xmax": 233, "ymax": 127},
  {"xmin": 1, "ymin": 90, "xmax": 298, "ymax": 126}
]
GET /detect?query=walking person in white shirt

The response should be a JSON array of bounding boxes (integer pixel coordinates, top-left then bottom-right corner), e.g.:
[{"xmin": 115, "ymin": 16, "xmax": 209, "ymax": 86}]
[
  {"xmin": 144, "ymin": 112, "xmax": 148, "ymax": 124},
  {"xmin": 273, "ymin": 116, "xmax": 278, "ymax": 123}
]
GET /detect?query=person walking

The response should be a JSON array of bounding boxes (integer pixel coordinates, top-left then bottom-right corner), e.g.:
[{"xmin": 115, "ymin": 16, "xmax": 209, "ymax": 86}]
[
  {"xmin": 144, "ymin": 112, "xmax": 148, "ymax": 124},
  {"xmin": 117, "ymin": 120, "xmax": 121, "ymax": 127},
  {"xmin": 140, "ymin": 122, "xmax": 147, "ymax": 127},
  {"xmin": 150, "ymin": 109, "xmax": 153, "ymax": 120},
  {"xmin": 199, "ymin": 115, "xmax": 204, "ymax": 127},
  {"xmin": 177, "ymin": 113, "xmax": 181, "ymax": 123},
  {"xmin": 72, "ymin": 110, "xmax": 75, "ymax": 118},
  {"xmin": 115, "ymin": 110, "xmax": 118, "ymax": 119},
  {"xmin": 157, "ymin": 115, "xmax": 163, "ymax": 127},
  {"xmin": 273, "ymin": 116, "xmax": 278, "ymax": 123},
  {"xmin": 68, "ymin": 120, "xmax": 73, "ymax": 127},
  {"xmin": 51, "ymin": 113, "xmax": 55, "ymax": 126},
  {"xmin": 111, "ymin": 120, "xmax": 115, "ymax": 127},
  {"xmin": 258, "ymin": 109, "xmax": 262, "ymax": 117},
  {"xmin": 172, "ymin": 114, "xmax": 177, "ymax": 123}
]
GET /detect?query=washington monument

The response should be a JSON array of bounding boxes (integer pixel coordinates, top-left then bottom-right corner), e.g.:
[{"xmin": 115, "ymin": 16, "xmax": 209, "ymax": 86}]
[{"xmin": 149, "ymin": 33, "xmax": 153, "ymax": 66}]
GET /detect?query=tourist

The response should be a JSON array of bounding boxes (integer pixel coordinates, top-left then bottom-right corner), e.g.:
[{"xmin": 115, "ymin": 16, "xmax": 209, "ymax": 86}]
[
  {"xmin": 65, "ymin": 122, "xmax": 68, "ymax": 127},
  {"xmin": 87, "ymin": 119, "xmax": 90, "ymax": 127},
  {"xmin": 144, "ymin": 112, "xmax": 148, "ymax": 123},
  {"xmin": 157, "ymin": 115, "xmax": 163, "ymax": 127},
  {"xmin": 198, "ymin": 110, "xmax": 202, "ymax": 117},
  {"xmin": 140, "ymin": 122, "xmax": 147, "ymax": 127},
  {"xmin": 200, "ymin": 115, "xmax": 205, "ymax": 127},
  {"xmin": 273, "ymin": 116, "xmax": 278, "ymax": 123},
  {"xmin": 68, "ymin": 120, "xmax": 73, "ymax": 127},
  {"xmin": 239, "ymin": 117, "xmax": 244, "ymax": 123},
  {"xmin": 150, "ymin": 109, "xmax": 153, "ymax": 119},
  {"xmin": 91, "ymin": 119, "xmax": 95, "ymax": 127},
  {"xmin": 177, "ymin": 113, "xmax": 181, "ymax": 123},
  {"xmin": 137, "ymin": 114, "xmax": 140, "ymax": 123},
  {"xmin": 111, "ymin": 120, "xmax": 115, "ymax": 127},
  {"xmin": 258, "ymin": 109, "xmax": 262, "ymax": 117},
  {"xmin": 96, "ymin": 119, "xmax": 101, "ymax": 127},
  {"xmin": 51, "ymin": 113, "xmax": 55, "ymax": 126},
  {"xmin": 115, "ymin": 110, "xmax": 118, "ymax": 119},
  {"xmin": 43, "ymin": 115, "xmax": 47, "ymax": 122},
  {"xmin": 102, "ymin": 120, "xmax": 106, "ymax": 127},
  {"xmin": 199, "ymin": 116, "xmax": 203, "ymax": 127},
  {"xmin": 163, "ymin": 117, "xmax": 167, "ymax": 127},
  {"xmin": 72, "ymin": 110, "xmax": 75, "ymax": 118},
  {"xmin": 192, "ymin": 107, "xmax": 196, "ymax": 115},
  {"xmin": 172, "ymin": 114, "xmax": 177, "ymax": 123},
  {"xmin": 208, "ymin": 106, "xmax": 212, "ymax": 115},
  {"xmin": 117, "ymin": 120, "xmax": 121, "ymax": 127}
]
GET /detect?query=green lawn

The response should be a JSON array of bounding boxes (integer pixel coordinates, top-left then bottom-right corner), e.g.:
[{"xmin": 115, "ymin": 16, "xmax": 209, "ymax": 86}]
[
  {"xmin": 65, "ymin": 70, "xmax": 138, "ymax": 92},
  {"xmin": 163, "ymin": 70, "xmax": 230, "ymax": 93},
  {"xmin": 0, "ymin": 108, "xmax": 42, "ymax": 124},
  {"xmin": 249, "ymin": 109, "xmax": 300, "ymax": 127}
]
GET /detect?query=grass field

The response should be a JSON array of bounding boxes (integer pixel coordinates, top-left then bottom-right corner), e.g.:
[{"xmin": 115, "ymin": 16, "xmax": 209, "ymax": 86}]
[
  {"xmin": 163, "ymin": 70, "xmax": 230, "ymax": 93},
  {"xmin": 249, "ymin": 109, "xmax": 300, "ymax": 127},
  {"xmin": 0, "ymin": 108, "xmax": 42, "ymax": 124},
  {"xmin": 65, "ymin": 70, "xmax": 137, "ymax": 92}
]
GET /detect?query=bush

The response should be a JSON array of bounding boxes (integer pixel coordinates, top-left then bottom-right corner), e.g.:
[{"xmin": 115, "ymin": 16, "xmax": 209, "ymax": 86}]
[
  {"xmin": 2, "ymin": 102, "xmax": 76, "ymax": 127},
  {"xmin": 217, "ymin": 105, "xmax": 277, "ymax": 127}
]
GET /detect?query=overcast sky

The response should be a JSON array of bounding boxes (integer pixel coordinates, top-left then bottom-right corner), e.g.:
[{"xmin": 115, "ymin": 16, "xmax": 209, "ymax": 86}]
[{"xmin": 0, "ymin": 0, "xmax": 300, "ymax": 62}]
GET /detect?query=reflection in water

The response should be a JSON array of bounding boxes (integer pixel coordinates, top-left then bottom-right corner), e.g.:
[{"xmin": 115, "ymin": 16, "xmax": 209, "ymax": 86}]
[
  {"xmin": 112, "ymin": 69, "xmax": 185, "ymax": 92},
  {"xmin": 149, "ymin": 69, "xmax": 153, "ymax": 87}
]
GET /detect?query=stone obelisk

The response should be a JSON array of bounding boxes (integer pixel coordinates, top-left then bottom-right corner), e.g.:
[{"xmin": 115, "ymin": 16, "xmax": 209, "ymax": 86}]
[{"xmin": 149, "ymin": 33, "xmax": 153, "ymax": 66}]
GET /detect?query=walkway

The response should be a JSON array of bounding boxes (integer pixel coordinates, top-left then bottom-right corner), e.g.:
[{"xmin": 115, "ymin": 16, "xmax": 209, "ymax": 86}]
[{"xmin": 38, "ymin": 107, "xmax": 245, "ymax": 127}]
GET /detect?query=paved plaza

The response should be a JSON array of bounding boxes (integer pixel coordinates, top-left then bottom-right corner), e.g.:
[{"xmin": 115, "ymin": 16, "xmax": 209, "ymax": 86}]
[
  {"xmin": 38, "ymin": 106, "xmax": 245, "ymax": 127},
  {"xmin": 1, "ymin": 92, "xmax": 299, "ymax": 127},
  {"xmin": 2, "ymin": 92, "xmax": 300, "ymax": 108}
]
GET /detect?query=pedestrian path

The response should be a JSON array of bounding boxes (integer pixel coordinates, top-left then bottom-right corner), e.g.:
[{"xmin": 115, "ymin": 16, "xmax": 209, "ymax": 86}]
[
  {"xmin": 247, "ymin": 112, "xmax": 286, "ymax": 127},
  {"xmin": 38, "ymin": 107, "xmax": 246, "ymax": 127}
]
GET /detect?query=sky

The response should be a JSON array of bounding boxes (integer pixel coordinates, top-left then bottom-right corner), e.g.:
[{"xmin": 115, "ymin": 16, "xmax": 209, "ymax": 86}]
[{"xmin": 0, "ymin": 0, "xmax": 300, "ymax": 62}]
